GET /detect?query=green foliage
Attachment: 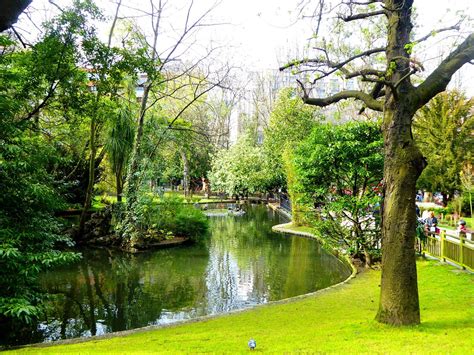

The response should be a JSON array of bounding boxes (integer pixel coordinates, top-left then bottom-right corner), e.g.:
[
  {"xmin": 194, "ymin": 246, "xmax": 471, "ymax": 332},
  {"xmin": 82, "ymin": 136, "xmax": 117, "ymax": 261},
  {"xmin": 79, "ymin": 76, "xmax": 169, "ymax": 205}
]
[
  {"xmin": 116, "ymin": 194, "xmax": 208, "ymax": 247},
  {"xmin": 263, "ymin": 88, "xmax": 320, "ymax": 190},
  {"xmin": 0, "ymin": 1, "xmax": 115, "ymax": 329},
  {"xmin": 209, "ymin": 133, "xmax": 270, "ymax": 196},
  {"xmin": 0, "ymin": 132, "xmax": 81, "ymax": 327},
  {"xmin": 414, "ymin": 91, "xmax": 473, "ymax": 199},
  {"xmin": 105, "ymin": 104, "xmax": 136, "ymax": 199},
  {"xmin": 293, "ymin": 121, "xmax": 384, "ymax": 259},
  {"xmin": 174, "ymin": 207, "xmax": 209, "ymax": 239}
]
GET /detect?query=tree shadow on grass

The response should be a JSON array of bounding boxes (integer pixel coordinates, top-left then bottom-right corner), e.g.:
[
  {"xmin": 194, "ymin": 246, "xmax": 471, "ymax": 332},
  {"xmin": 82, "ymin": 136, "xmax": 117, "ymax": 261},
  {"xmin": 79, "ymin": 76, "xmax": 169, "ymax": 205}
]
[{"xmin": 419, "ymin": 318, "xmax": 474, "ymax": 331}]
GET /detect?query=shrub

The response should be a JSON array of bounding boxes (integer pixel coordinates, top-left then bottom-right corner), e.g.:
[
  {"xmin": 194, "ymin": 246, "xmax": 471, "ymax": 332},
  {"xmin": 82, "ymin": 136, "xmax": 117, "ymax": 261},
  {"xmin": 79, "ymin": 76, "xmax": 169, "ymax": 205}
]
[
  {"xmin": 175, "ymin": 207, "xmax": 209, "ymax": 239},
  {"xmin": 119, "ymin": 194, "xmax": 209, "ymax": 245}
]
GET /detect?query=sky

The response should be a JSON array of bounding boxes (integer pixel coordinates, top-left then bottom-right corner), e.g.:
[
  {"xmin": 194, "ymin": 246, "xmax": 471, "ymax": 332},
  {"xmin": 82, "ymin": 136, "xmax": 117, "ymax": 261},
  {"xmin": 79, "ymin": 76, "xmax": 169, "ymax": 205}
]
[
  {"xmin": 206, "ymin": 0, "xmax": 474, "ymax": 93},
  {"xmin": 19, "ymin": 0, "xmax": 474, "ymax": 94}
]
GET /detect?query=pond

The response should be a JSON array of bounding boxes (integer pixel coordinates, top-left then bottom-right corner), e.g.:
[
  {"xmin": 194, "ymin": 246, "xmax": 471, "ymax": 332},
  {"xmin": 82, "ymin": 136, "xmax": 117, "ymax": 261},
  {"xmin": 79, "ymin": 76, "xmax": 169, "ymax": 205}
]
[{"xmin": 8, "ymin": 204, "xmax": 351, "ymax": 345}]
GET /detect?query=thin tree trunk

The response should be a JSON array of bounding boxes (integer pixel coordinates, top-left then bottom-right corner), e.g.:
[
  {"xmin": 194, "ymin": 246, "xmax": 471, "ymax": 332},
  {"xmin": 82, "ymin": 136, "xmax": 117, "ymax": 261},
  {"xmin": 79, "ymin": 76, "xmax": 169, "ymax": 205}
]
[
  {"xmin": 469, "ymin": 192, "xmax": 473, "ymax": 218},
  {"xmin": 78, "ymin": 114, "xmax": 97, "ymax": 237},
  {"xmin": 180, "ymin": 149, "xmax": 190, "ymax": 197},
  {"xmin": 121, "ymin": 84, "xmax": 151, "ymax": 249},
  {"xmin": 116, "ymin": 169, "xmax": 123, "ymax": 203}
]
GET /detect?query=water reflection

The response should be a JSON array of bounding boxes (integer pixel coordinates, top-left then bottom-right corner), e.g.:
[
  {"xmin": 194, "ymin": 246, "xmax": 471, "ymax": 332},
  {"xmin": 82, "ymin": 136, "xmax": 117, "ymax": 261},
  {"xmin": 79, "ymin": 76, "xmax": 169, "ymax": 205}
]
[{"xmin": 7, "ymin": 205, "xmax": 351, "ymax": 345}]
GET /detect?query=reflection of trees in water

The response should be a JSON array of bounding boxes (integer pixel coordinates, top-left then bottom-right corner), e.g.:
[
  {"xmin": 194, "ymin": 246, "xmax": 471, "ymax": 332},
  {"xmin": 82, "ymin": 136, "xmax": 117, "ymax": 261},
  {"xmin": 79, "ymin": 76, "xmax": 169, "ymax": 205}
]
[
  {"xmin": 205, "ymin": 205, "xmax": 350, "ymax": 311},
  {"xmin": 38, "ymin": 247, "xmax": 209, "ymax": 341}
]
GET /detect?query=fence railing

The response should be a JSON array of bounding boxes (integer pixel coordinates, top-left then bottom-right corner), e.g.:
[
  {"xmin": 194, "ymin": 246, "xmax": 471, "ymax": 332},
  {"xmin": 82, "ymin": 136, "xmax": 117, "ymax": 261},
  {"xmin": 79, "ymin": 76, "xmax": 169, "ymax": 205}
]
[
  {"xmin": 422, "ymin": 230, "xmax": 474, "ymax": 271},
  {"xmin": 278, "ymin": 193, "xmax": 292, "ymax": 214}
]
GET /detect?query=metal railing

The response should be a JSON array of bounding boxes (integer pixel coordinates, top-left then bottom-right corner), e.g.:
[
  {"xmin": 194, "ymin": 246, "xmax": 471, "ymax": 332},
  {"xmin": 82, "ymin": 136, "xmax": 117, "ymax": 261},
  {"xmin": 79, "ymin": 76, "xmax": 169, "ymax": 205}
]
[
  {"xmin": 278, "ymin": 193, "xmax": 292, "ymax": 214},
  {"xmin": 422, "ymin": 230, "xmax": 474, "ymax": 271}
]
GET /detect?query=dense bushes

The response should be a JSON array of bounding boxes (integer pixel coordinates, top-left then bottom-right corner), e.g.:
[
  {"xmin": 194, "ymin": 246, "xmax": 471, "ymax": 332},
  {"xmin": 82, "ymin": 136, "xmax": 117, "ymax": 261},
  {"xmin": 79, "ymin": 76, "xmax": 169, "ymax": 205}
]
[
  {"xmin": 0, "ymin": 133, "xmax": 81, "ymax": 332},
  {"xmin": 117, "ymin": 194, "xmax": 209, "ymax": 248}
]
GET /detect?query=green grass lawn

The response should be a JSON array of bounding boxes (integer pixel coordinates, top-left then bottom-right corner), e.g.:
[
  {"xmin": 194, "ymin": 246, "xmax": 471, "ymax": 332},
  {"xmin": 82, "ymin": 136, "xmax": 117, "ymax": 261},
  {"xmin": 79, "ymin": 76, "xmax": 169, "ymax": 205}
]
[
  {"xmin": 438, "ymin": 216, "xmax": 473, "ymax": 231},
  {"xmin": 464, "ymin": 217, "xmax": 473, "ymax": 228},
  {"xmin": 280, "ymin": 223, "xmax": 315, "ymax": 235},
  {"xmin": 9, "ymin": 259, "xmax": 473, "ymax": 354}
]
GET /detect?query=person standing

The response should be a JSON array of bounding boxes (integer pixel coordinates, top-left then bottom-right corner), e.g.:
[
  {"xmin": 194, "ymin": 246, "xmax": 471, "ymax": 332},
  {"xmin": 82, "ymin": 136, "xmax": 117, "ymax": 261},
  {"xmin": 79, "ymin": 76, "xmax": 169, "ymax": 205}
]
[{"xmin": 425, "ymin": 211, "xmax": 438, "ymax": 235}]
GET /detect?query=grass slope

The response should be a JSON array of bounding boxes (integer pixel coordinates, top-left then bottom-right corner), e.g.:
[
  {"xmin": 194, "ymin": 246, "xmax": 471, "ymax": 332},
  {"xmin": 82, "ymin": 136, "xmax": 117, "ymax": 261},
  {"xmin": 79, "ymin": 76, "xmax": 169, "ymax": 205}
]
[{"xmin": 10, "ymin": 259, "xmax": 474, "ymax": 354}]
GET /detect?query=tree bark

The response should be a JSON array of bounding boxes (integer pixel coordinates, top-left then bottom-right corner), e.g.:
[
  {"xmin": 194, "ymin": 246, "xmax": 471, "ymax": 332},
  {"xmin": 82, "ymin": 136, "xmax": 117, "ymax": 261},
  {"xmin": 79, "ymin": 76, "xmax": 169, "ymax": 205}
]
[
  {"xmin": 0, "ymin": 0, "xmax": 31, "ymax": 31},
  {"xmin": 376, "ymin": 102, "xmax": 424, "ymax": 325}
]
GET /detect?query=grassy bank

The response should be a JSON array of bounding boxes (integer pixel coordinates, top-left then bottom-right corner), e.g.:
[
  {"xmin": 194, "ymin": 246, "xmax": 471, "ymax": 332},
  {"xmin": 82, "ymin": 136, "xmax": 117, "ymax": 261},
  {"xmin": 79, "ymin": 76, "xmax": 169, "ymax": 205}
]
[{"xmin": 8, "ymin": 259, "xmax": 473, "ymax": 354}]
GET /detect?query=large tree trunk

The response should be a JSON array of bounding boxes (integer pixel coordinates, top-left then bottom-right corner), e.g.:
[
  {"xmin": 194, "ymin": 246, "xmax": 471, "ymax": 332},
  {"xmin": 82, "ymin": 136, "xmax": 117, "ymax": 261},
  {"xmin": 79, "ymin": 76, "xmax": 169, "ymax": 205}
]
[
  {"xmin": 375, "ymin": 0, "xmax": 425, "ymax": 326},
  {"xmin": 376, "ymin": 101, "xmax": 425, "ymax": 325}
]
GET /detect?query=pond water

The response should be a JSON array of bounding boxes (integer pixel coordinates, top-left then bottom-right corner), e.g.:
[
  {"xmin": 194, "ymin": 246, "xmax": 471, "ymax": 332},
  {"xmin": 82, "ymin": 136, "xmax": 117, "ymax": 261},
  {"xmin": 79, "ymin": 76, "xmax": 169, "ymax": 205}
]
[{"xmin": 9, "ymin": 204, "xmax": 351, "ymax": 345}]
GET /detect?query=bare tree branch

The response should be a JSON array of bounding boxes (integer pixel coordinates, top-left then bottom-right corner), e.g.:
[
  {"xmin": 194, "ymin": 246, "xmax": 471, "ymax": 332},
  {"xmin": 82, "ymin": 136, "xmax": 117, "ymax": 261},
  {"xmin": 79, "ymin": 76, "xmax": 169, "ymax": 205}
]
[
  {"xmin": 345, "ymin": 0, "xmax": 382, "ymax": 5},
  {"xmin": 346, "ymin": 68, "xmax": 385, "ymax": 79},
  {"xmin": 413, "ymin": 23, "xmax": 461, "ymax": 44},
  {"xmin": 303, "ymin": 89, "xmax": 383, "ymax": 112},
  {"xmin": 280, "ymin": 47, "xmax": 385, "ymax": 72},
  {"xmin": 10, "ymin": 26, "xmax": 29, "ymax": 48},
  {"xmin": 339, "ymin": 9, "xmax": 387, "ymax": 22},
  {"xmin": 107, "ymin": 0, "xmax": 122, "ymax": 48},
  {"xmin": 415, "ymin": 33, "xmax": 474, "ymax": 110}
]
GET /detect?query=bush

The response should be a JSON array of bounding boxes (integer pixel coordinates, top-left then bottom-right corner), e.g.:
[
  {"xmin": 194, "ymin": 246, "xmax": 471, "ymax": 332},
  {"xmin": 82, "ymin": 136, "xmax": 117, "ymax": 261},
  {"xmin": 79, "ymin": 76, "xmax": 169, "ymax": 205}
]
[
  {"xmin": 175, "ymin": 207, "xmax": 209, "ymax": 239},
  {"xmin": 121, "ymin": 194, "xmax": 209, "ymax": 245}
]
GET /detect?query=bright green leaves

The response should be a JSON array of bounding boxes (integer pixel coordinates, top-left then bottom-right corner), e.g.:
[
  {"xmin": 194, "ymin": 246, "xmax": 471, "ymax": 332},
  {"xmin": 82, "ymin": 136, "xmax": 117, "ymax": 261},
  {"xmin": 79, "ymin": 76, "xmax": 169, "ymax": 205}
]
[
  {"xmin": 209, "ymin": 133, "xmax": 269, "ymax": 196},
  {"xmin": 292, "ymin": 121, "xmax": 384, "ymax": 256},
  {"xmin": 404, "ymin": 42, "xmax": 415, "ymax": 55}
]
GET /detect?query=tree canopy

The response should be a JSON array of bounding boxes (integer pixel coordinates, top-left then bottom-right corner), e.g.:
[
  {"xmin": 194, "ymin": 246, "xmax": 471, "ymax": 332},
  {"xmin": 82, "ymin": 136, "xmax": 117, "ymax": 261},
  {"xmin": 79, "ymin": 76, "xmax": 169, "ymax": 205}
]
[{"xmin": 414, "ymin": 91, "xmax": 474, "ymax": 202}]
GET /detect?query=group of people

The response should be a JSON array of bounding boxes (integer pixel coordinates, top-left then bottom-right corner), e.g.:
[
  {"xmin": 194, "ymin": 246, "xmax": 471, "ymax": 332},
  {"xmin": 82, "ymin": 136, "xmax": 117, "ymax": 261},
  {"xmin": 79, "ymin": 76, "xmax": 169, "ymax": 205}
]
[{"xmin": 417, "ymin": 208, "xmax": 468, "ymax": 236}]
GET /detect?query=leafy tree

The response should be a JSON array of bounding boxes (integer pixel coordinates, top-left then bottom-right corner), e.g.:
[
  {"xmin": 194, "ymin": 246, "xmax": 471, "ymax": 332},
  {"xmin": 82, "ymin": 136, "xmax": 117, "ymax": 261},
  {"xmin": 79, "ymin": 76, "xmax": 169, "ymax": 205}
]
[
  {"xmin": 414, "ymin": 91, "xmax": 474, "ymax": 203},
  {"xmin": 0, "ymin": 132, "xmax": 81, "ymax": 337},
  {"xmin": 293, "ymin": 121, "xmax": 384, "ymax": 265},
  {"xmin": 0, "ymin": 26, "xmax": 83, "ymax": 331},
  {"xmin": 105, "ymin": 105, "xmax": 136, "ymax": 202},
  {"xmin": 119, "ymin": 1, "xmax": 230, "ymax": 250},
  {"xmin": 282, "ymin": 0, "xmax": 474, "ymax": 325},
  {"xmin": 460, "ymin": 161, "xmax": 473, "ymax": 218},
  {"xmin": 209, "ymin": 134, "xmax": 269, "ymax": 197},
  {"xmin": 75, "ymin": 0, "xmax": 142, "ymax": 236},
  {"xmin": 263, "ymin": 88, "xmax": 320, "ymax": 190}
]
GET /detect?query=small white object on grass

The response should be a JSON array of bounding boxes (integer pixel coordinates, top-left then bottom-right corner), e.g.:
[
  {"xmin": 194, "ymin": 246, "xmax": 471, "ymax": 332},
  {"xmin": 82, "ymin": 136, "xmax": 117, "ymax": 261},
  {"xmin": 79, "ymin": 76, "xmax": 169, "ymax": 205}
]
[{"xmin": 248, "ymin": 338, "xmax": 256, "ymax": 350}]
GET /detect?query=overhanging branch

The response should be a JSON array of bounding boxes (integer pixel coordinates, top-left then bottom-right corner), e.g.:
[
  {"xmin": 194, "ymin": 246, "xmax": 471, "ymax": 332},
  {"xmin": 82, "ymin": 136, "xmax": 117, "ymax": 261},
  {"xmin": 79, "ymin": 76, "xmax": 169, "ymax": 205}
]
[
  {"xmin": 339, "ymin": 9, "xmax": 387, "ymax": 22},
  {"xmin": 413, "ymin": 23, "xmax": 461, "ymax": 45},
  {"xmin": 303, "ymin": 89, "xmax": 383, "ymax": 112},
  {"xmin": 280, "ymin": 47, "xmax": 385, "ymax": 72},
  {"xmin": 346, "ymin": 68, "xmax": 385, "ymax": 79},
  {"xmin": 415, "ymin": 33, "xmax": 474, "ymax": 110}
]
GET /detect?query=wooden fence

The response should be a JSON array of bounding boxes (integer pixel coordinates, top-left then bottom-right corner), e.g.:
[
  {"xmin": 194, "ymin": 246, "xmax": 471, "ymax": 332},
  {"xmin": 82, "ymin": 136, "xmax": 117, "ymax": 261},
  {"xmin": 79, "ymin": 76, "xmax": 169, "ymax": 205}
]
[{"xmin": 422, "ymin": 230, "xmax": 474, "ymax": 271}]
